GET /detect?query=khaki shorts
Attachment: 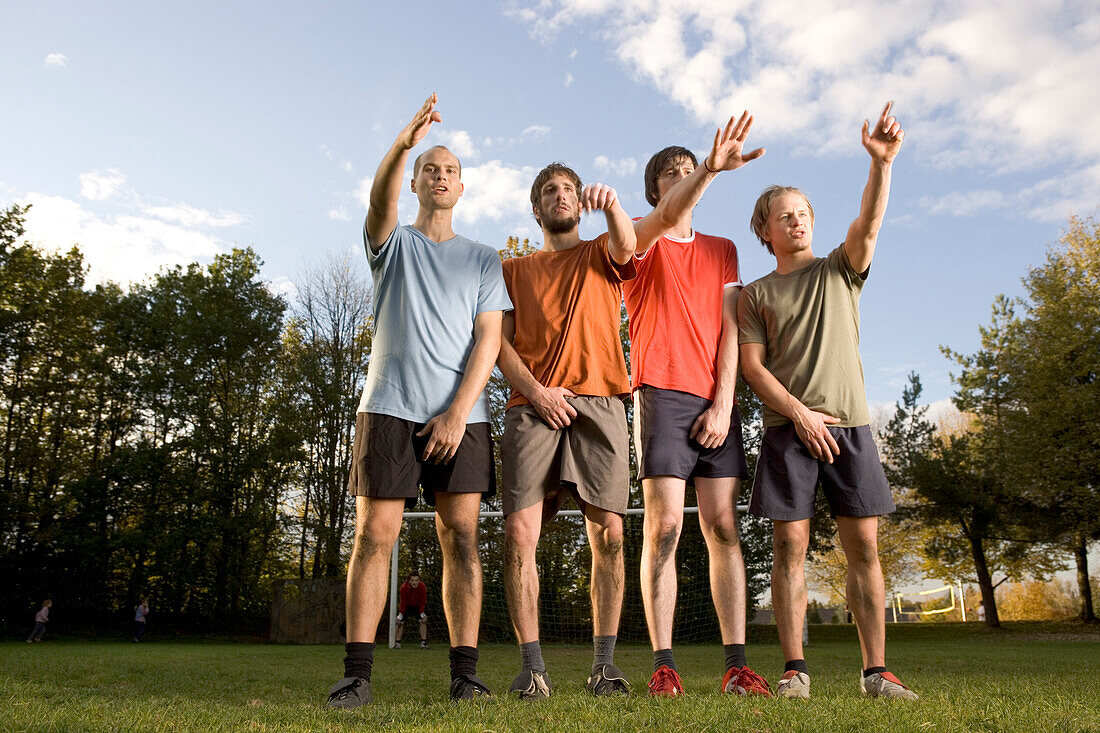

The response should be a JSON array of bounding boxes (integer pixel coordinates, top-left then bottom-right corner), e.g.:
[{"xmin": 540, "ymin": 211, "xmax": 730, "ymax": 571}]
[{"xmin": 501, "ymin": 396, "xmax": 630, "ymax": 516}]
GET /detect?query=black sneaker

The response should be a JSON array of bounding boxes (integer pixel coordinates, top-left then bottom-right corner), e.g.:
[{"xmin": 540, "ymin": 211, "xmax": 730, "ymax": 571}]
[
  {"xmin": 327, "ymin": 676, "xmax": 371, "ymax": 709},
  {"xmin": 510, "ymin": 669, "xmax": 552, "ymax": 700},
  {"xmin": 450, "ymin": 673, "xmax": 492, "ymax": 701},
  {"xmin": 586, "ymin": 663, "xmax": 630, "ymax": 696}
]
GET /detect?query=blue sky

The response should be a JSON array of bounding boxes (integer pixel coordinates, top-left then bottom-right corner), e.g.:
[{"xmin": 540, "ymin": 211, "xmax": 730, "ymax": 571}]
[{"xmin": 4, "ymin": 0, "xmax": 1099, "ymax": 412}]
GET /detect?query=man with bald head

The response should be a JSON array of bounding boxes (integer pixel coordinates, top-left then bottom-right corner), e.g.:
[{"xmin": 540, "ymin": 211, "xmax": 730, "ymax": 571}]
[{"xmin": 327, "ymin": 94, "xmax": 511, "ymax": 708}]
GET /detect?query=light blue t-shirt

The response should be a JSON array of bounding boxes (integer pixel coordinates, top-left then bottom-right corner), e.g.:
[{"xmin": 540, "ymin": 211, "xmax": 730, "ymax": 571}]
[{"xmin": 357, "ymin": 223, "xmax": 512, "ymax": 423}]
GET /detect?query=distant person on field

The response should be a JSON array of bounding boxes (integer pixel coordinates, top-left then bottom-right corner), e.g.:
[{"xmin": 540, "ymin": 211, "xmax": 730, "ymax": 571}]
[
  {"xmin": 27, "ymin": 599, "xmax": 51, "ymax": 642},
  {"xmin": 626, "ymin": 114, "xmax": 769, "ymax": 698},
  {"xmin": 977, "ymin": 602, "xmax": 985, "ymax": 622},
  {"xmin": 395, "ymin": 572, "xmax": 428, "ymax": 649},
  {"xmin": 738, "ymin": 102, "xmax": 917, "ymax": 700},
  {"xmin": 327, "ymin": 94, "xmax": 510, "ymax": 709},
  {"xmin": 133, "ymin": 598, "xmax": 149, "ymax": 642}
]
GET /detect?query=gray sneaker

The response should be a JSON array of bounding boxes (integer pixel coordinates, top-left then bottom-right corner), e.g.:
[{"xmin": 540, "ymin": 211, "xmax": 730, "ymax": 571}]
[
  {"xmin": 860, "ymin": 671, "xmax": 918, "ymax": 700},
  {"xmin": 510, "ymin": 669, "xmax": 552, "ymax": 700},
  {"xmin": 776, "ymin": 670, "xmax": 810, "ymax": 699},
  {"xmin": 586, "ymin": 663, "xmax": 630, "ymax": 696},
  {"xmin": 327, "ymin": 676, "xmax": 371, "ymax": 709}
]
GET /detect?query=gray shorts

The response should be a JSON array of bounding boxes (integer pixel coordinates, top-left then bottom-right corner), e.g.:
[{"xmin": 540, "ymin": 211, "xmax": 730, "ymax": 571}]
[
  {"xmin": 748, "ymin": 423, "xmax": 895, "ymax": 521},
  {"xmin": 500, "ymin": 396, "xmax": 630, "ymax": 516},
  {"xmin": 634, "ymin": 386, "xmax": 749, "ymax": 483},
  {"xmin": 347, "ymin": 412, "xmax": 496, "ymax": 508}
]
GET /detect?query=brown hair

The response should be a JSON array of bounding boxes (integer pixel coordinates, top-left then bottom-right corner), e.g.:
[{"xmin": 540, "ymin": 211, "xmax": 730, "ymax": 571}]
[
  {"xmin": 530, "ymin": 162, "xmax": 582, "ymax": 225},
  {"xmin": 644, "ymin": 146, "xmax": 697, "ymax": 207},
  {"xmin": 750, "ymin": 185, "xmax": 814, "ymax": 255}
]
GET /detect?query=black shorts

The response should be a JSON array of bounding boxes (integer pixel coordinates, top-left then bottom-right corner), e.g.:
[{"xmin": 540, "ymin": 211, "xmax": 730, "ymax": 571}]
[
  {"xmin": 633, "ymin": 386, "xmax": 749, "ymax": 483},
  {"xmin": 347, "ymin": 412, "xmax": 496, "ymax": 508},
  {"xmin": 748, "ymin": 423, "xmax": 894, "ymax": 521}
]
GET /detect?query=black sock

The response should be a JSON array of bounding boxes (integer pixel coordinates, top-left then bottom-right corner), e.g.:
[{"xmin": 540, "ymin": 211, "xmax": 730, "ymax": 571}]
[
  {"xmin": 654, "ymin": 648, "xmax": 676, "ymax": 672},
  {"xmin": 449, "ymin": 646, "xmax": 478, "ymax": 680},
  {"xmin": 784, "ymin": 658, "xmax": 808, "ymax": 675},
  {"xmin": 520, "ymin": 640, "xmax": 546, "ymax": 673},
  {"xmin": 863, "ymin": 666, "xmax": 887, "ymax": 678},
  {"xmin": 344, "ymin": 642, "xmax": 375, "ymax": 681},
  {"xmin": 724, "ymin": 643, "xmax": 746, "ymax": 672}
]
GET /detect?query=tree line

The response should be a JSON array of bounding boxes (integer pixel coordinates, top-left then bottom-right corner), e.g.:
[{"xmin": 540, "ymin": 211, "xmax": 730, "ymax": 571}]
[{"xmin": 2, "ymin": 205, "xmax": 1095, "ymax": 635}]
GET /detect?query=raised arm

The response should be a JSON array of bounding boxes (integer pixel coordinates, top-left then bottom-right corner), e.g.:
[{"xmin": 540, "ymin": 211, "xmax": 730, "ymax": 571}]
[
  {"xmin": 497, "ymin": 311, "xmax": 577, "ymax": 429},
  {"xmin": 739, "ymin": 342, "xmax": 841, "ymax": 463},
  {"xmin": 843, "ymin": 101, "xmax": 905, "ymax": 274},
  {"xmin": 635, "ymin": 112, "xmax": 765, "ymax": 255},
  {"xmin": 417, "ymin": 309, "xmax": 503, "ymax": 463},
  {"xmin": 582, "ymin": 184, "xmax": 636, "ymax": 265},
  {"xmin": 365, "ymin": 93, "xmax": 443, "ymax": 252},
  {"xmin": 689, "ymin": 286, "xmax": 742, "ymax": 448}
]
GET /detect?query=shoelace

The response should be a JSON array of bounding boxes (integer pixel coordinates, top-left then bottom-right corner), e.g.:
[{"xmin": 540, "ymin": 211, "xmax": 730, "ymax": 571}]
[
  {"xmin": 648, "ymin": 667, "xmax": 681, "ymax": 693},
  {"xmin": 737, "ymin": 668, "xmax": 770, "ymax": 692},
  {"xmin": 333, "ymin": 679, "xmax": 363, "ymax": 700}
]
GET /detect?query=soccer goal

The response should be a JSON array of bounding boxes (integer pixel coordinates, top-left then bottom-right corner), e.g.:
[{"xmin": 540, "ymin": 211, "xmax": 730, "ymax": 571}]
[
  {"xmin": 386, "ymin": 504, "xmax": 760, "ymax": 648},
  {"xmin": 892, "ymin": 583, "xmax": 967, "ymax": 623}
]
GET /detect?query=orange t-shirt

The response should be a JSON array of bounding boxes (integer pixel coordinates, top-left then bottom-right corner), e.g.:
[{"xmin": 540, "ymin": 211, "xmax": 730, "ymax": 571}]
[
  {"xmin": 623, "ymin": 230, "xmax": 742, "ymax": 401},
  {"xmin": 502, "ymin": 235, "xmax": 636, "ymax": 409}
]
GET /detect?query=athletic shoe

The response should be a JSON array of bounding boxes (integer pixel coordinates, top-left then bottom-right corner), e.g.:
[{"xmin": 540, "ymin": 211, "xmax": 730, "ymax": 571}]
[
  {"xmin": 722, "ymin": 666, "xmax": 772, "ymax": 697},
  {"xmin": 776, "ymin": 670, "xmax": 810, "ymax": 699},
  {"xmin": 327, "ymin": 676, "xmax": 372, "ymax": 709},
  {"xmin": 647, "ymin": 665, "xmax": 684, "ymax": 697},
  {"xmin": 860, "ymin": 671, "xmax": 918, "ymax": 700},
  {"xmin": 393, "ymin": 641, "xmax": 401, "ymax": 649},
  {"xmin": 510, "ymin": 669, "xmax": 552, "ymax": 700},
  {"xmin": 420, "ymin": 640, "xmax": 428, "ymax": 649},
  {"xmin": 449, "ymin": 673, "xmax": 492, "ymax": 701},
  {"xmin": 586, "ymin": 663, "xmax": 630, "ymax": 696}
]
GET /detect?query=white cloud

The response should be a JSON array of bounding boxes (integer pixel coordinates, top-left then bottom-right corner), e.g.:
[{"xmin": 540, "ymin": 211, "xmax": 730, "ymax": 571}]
[
  {"xmin": 328, "ymin": 207, "xmax": 351, "ymax": 222},
  {"xmin": 593, "ymin": 155, "xmax": 638, "ymax": 178},
  {"xmin": 435, "ymin": 129, "xmax": 477, "ymax": 159},
  {"xmin": 15, "ymin": 193, "xmax": 226, "ymax": 287},
  {"xmin": 509, "ymin": 0, "xmax": 1100, "ymax": 218},
  {"xmin": 44, "ymin": 53, "xmax": 68, "ymax": 68},
  {"xmin": 453, "ymin": 160, "xmax": 537, "ymax": 228},
  {"xmin": 80, "ymin": 169, "xmax": 128, "ymax": 201},
  {"xmin": 522, "ymin": 125, "xmax": 551, "ymax": 141},
  {"xmin": 569, "ymin": 49, "xmax": 578, "ymax": 59},
  {"xmin": 142, "ymin": 204, "xmax": 247, "ymax": 228},
  {"xmin": 564, "ymin": 72, "xmax": 574, "ymax": 87}
]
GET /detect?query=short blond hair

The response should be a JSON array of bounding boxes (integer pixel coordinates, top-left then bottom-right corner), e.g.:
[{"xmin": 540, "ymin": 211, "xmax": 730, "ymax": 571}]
[{"xmin": 750, "ymin": 185, "xmax": 814, "ymax": 255}]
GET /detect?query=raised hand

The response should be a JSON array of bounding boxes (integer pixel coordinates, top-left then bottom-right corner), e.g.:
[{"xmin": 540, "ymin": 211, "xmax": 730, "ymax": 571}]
[
  {"xmin": 581, "ymin": 183, "xmax": 619, "ymax": 213},
  {"xmin": 862, "ymin": 101, "xmax": 904, "ymax": 163},
  {"xmin": 397, "ymin": 93, "xmax": 443, "ymax": 151},
  {"xmin": 705, "ymin": 110, "xmax": 766, "ymax": 172}
]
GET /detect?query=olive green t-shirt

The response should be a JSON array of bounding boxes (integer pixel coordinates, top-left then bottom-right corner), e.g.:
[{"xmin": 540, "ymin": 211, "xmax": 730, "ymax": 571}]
[{"xmin": 737, "ymin": 244, "xmax": 871, "ymax": 428}]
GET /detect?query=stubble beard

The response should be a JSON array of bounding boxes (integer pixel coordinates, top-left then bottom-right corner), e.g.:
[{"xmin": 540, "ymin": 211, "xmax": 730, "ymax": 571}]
[{"xmin": 540, "ymin": 207, "xmax": 581, "ymax": 235}]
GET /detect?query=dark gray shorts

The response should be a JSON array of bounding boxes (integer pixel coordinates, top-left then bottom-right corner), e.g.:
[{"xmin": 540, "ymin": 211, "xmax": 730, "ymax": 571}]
[
  {"xmin": 347, "ymin": 412, "xmax": 496, "ymax": 508},
  {"xmin": 748, "ymin": 423, "xmax": 894, "ymax": 521},
  {"xmin": 634, "ymin": 386, "xmax": 749, "ymax": 482}
]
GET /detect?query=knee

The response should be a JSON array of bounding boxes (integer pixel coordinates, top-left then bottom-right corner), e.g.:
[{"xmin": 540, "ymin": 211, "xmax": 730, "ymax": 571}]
[
  {"xmin": 843, "ymin": 534, "xmax": 879, "ymax": 568},
  {"xmin": 593, "ymin": 520, "xmax": 624, "ymax": 559},
  {"xmin": 440, "ymin": 523, "xmax": 479, "ymax": 565},
  {"xmin": 351, "ymin": 523, "xmax": 397, "ymax": 563},
  {"xmin": 505, "ymin": 518, "xmax": 538, "ymax": 565},
  {"xmin": 773, "ymin": 534, "xmax": 807, "ymax": 568},
  {"xmin": 645, "ymin": 514, "xmax": 681, "ymax": 559},
  {"xmin": 705, "ymin": 514, "xmax": 740, "ymax": 547}
]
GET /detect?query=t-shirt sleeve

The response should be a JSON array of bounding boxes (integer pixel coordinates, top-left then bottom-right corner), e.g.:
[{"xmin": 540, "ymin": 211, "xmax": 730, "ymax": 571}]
[
  {"xmin": 831, "ymin": 243, "xmax": 868, "ymax": 290},
  {"xmin": 364, "ymin": 220, "xmax": 401, "ymax": 267},
  {"xmin": 737, "ymin": 285, "xmax": 767, "ymax": 345},
  {"xmin": 500, "ymin": 258, "xmax": 517, "ymax": 312},
  {"xmin": 477, "ymin": 249, "xmax": 513, "ymax": 314},
  {"xmin": 723, "ymin": 239, "xmax": 743, "ymax": 288},
  {"xmin": 597, "ymin": 235, "xmax": 638, "ymax": 282}
]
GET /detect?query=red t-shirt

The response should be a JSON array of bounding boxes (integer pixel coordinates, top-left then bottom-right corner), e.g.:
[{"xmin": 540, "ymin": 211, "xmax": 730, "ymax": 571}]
[
  {"xmin": 398, "ymin": 581, "xmax": 427, "ymax": 615},
  {"xmin": 623, "ymin": 230, "xmax": 742, "ymax": 401}
]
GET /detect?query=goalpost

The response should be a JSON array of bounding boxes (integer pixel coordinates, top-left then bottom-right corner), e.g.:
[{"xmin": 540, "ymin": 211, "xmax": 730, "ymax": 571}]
[{"xmin": 892, "ymin": 583, "xmax": 967, "ymax": 623}]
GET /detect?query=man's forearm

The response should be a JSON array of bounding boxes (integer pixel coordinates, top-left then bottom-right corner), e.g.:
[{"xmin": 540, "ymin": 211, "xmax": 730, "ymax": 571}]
[
  {"xmin": 446, "ymin": 325, "xmax": 501, "ymax": 420},
  {"xmin": 497, "ymin": 338, "xmax": 546, "ymax": 403},
  {"xmin": 711, "ymin": 319, "xmax": 739, "ymax": 411},
  {"xmin": 605, "ymin": 202, "xmax": 638, "ymax": 264},
  {"xmin": 741, "ymin": 359, "xmax": 812, "ymax": 424}
]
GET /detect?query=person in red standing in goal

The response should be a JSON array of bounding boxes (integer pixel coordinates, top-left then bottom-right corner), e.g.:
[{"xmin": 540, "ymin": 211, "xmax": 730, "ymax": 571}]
[{"xmin": 395, "ymin": 572, "xmax": 429, "ymax": 649}]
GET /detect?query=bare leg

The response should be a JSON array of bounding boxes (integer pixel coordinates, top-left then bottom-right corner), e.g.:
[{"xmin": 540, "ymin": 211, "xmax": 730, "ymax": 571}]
[
  {"xmin": 771, "ymin": 519, "xmax": 810, "ymax": 662},
  {"xmin": 639, "ymin": 476, "xmax": 686, "ymax": 650},
  {"xmin": 695, "ymin": 477, "xmax": 745, "ymax": 645},
  {"xmin": 583, "ymin": 503, "xmax": 625, "ymax": 637},
  {"xmin": 837, "ymin": 515, "xmax": 885, "ymax": 669},
  {"xmin": 345, "ymin": 496, "xmax": 406, "ymax": 643},
  {"xmin": 504, "ymin": 501, "xmax": 544, "ymax": 643},
  {"xmin": 435, "ymin": 491, "xmax": 484, "ymax": 648},
  {"xmin": 395, "ymin": 621, "xmax": 404, "ymax": 642}
]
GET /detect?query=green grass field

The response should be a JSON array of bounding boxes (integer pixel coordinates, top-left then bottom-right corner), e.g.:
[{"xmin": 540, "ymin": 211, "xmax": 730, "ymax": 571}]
[{"xmin": 4, "ymin": 623, "xmax": 1098, "ymax": 732}]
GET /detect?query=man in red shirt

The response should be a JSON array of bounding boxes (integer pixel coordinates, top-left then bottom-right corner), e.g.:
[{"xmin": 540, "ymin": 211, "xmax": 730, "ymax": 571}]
[
  {"xmin": 395, "ymin": 572, "xmax": 428, "ymax": 649},
  {"xmin": 626, "ymin": 112, "xmax": 770, "ymax": 697}
]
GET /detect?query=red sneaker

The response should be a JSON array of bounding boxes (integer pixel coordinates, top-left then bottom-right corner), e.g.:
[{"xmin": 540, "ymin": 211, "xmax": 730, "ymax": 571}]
[
  {"xmin": 722, "ymin": 666, "xmax": 773, "ymax": 697},
  {"xmin": 647, "ymin": 665, "xmax": 685, "ymax": 697}
]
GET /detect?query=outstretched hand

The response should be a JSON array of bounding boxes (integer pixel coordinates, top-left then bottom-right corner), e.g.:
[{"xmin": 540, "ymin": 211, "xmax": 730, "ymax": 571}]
[
  {"xmin": 704, "ymin": 110, "xmax": 765, "ymax": 173},
  {"xmin": 397, "ymin": 93, "xmax": 443, "ymax": 151},
  {"xmin": 862, "ymin": 101, "xmax": 904, "ymax": 163},
  {"xmin": 581, "ymin": 183, "xmax": 619, "ymax": 213}
]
